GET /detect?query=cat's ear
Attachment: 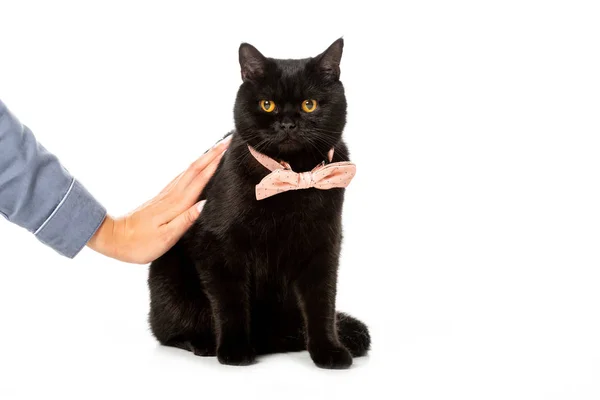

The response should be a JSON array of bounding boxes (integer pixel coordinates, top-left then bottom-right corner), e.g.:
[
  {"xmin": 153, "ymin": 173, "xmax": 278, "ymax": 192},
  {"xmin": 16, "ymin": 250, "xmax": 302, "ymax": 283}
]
[
  {"xmin": 239, "ymin": 43, "xmax": 267, "ymax": 83},
  {"xmin": 315, "ymin": 38, "xmax": 344, "ymax": 81}
]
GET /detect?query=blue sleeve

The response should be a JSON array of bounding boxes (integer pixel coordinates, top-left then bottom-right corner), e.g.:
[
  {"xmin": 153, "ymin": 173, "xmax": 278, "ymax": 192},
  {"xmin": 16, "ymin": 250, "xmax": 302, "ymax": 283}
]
[{"xmin": 0, "ymin": 99, "xmax": 106, "ymax": 258}]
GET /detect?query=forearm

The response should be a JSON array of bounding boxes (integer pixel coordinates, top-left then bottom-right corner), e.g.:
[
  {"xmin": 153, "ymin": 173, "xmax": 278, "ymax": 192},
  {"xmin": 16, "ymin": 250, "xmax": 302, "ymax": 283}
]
[{"xmin": 0, "ymin": 99, "xmax": 106, "ymax": 258}]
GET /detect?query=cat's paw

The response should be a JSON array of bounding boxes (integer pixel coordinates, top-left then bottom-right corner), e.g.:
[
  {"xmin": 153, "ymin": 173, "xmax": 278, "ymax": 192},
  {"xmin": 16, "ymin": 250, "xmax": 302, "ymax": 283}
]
[
  {"xmin": 309, "ymin": 344, "xmax": 353, "ymax": 369},
  {"xmin": 188, "ymin": 340, "xmax": 216, "ymax": 357},
  {"xmin": 337, "ymin": 312, "xmax": 371, "ymax": 357},
  {"xmin": 217, "ymin": 341, "xmax": 256, "ymax": 366}
]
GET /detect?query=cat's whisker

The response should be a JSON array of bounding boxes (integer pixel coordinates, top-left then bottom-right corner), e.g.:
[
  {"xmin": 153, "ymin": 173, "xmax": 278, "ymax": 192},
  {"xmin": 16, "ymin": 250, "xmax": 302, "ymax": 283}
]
[
  {"xmin": 311, "ymin": 128, "xmax": 344, "ymax": 135},
  {"xmin": 232, "ymin": 136, "xmax": 274, "ymax": 166},
  {"xmin": 303, "ymin": 138, "xmax": 328, "ymax": 160},
  {"xmin": 306, "ymin": 134, "xmax": 351, "ymax": 160}
]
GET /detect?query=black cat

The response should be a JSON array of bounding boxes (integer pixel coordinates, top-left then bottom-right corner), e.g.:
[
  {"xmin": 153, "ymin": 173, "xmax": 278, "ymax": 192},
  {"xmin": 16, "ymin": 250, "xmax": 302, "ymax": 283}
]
[{"xmin": 148, "ymin": 39, "xmax": 370, "ymax": 369}]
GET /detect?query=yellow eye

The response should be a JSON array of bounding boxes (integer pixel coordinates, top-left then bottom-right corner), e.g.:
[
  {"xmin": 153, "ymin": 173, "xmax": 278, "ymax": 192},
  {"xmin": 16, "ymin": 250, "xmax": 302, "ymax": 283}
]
[
  {"xmin": 301, "ymin": 99, "xmax": 318, "ymax": 113},
  {"xmin": 260, "ymin": 100, "xmax": 276, "ymax": 113}
]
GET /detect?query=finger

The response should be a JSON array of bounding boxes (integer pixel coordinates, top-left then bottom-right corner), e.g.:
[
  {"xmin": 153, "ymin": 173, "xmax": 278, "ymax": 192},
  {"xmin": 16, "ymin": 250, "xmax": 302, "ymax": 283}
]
[
  {"xmin": 160, "ymin": 151, "xmax": 222, "ymax": 221},
  {"xmin": 157, "ymin": 140, "xmax": 225, "ymax": 199},
  {"xmin": 164, "ymin": 200, "xmax": 206, "ymax": 244},
  {"xmin": 175, "ymin": 136, "xmax": 231, "ymax": 190},
  {"xmin": 179, "ymin": 152, "xmax": 222, "ymax": 206},
  {"xmin": 159, "ymin": 171, "xmax": 185, "ymax": 195}
]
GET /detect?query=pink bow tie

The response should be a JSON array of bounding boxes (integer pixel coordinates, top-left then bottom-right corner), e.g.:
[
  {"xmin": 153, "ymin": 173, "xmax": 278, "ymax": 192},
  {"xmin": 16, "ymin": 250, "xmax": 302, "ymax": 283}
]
[{"xmin": 248, "ymin": 145, "xmax": 356, "ymax": 200}]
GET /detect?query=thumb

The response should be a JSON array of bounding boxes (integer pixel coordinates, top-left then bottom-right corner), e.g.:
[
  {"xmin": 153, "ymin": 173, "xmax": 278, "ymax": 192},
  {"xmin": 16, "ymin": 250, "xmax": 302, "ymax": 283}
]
[{"xmin": 166, "ymin": 200, "xmax": 206, "ymax": 240}]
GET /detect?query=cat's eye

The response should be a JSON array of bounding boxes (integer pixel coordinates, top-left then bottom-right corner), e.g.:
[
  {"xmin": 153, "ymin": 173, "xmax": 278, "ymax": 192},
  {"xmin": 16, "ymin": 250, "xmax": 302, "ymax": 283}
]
[
  {"xmin": 301, "ymin": 99, "xmax": 318, "ymax": 113},
  {"xmin": 260, "ymin": 100, "xmax": 276, "ymax": 113}
]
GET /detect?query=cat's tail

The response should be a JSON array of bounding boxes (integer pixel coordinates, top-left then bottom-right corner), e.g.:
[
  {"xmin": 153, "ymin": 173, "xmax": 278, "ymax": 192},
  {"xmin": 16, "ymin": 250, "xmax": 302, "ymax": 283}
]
[{"xmin": 337, "ymin": 312, "xmax": 371, "ymax": 357}]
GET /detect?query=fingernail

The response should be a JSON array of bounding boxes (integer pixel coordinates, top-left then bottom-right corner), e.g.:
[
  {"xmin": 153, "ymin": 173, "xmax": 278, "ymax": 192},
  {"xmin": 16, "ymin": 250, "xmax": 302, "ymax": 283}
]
[
  {"xmin": 213, "ymin": 135, "xmax": 232, "ymax": 149},
  {"xmin": 196, "ymin": 200, "xmax": 207, "ymax": 213}
]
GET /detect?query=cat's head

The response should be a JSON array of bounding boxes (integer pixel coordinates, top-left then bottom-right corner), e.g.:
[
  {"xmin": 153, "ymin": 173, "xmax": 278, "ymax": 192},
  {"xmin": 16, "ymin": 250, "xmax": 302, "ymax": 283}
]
[{"xmin": 233, "ymin": 39, "xmax": 346, "ymax": 160}]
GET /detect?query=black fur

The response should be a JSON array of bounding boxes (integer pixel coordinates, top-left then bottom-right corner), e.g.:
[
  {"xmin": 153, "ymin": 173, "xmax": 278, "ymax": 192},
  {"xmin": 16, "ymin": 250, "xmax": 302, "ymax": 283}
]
[{"xmin": 148, "ymin": 39, "xmax": 370, "ymax": 369}]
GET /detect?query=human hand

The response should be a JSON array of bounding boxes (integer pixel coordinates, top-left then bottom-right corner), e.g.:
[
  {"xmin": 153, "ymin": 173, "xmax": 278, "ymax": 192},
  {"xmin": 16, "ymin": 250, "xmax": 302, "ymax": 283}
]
[{"xmin": 87, "ymin": 136, "xmax": 230, "ymax": 264}]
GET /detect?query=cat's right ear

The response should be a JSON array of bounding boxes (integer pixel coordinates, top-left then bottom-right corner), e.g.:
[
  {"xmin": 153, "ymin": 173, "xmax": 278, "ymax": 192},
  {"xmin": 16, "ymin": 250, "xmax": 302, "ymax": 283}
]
[
  {"xmin": 239, "ymin": 43, "xmax": 267, "ymax": 83},
  {"xmin": 315, "ymin": 38, "xmax": 344, "ymax": 81}
]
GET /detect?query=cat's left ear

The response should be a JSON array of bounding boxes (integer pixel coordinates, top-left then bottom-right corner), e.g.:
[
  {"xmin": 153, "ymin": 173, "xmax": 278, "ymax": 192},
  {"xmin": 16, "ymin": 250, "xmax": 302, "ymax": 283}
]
[
  {"xmin": 239, "ymin": 43, "xmax": 267, "ymax": 83},
  {"xmin": 315, "ymin": 38, "xmax": 344, "ymax": 81}
]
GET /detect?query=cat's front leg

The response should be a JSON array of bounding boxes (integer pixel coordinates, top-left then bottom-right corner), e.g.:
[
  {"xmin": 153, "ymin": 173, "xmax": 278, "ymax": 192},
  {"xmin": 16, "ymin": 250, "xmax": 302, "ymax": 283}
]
[
  {"xmin": 198, "ymin": 259, "xmax": 255, "ymax": 366},
  {"xmin": 294, "ymin": 249, "xmax": 353, "ymax": 369}
]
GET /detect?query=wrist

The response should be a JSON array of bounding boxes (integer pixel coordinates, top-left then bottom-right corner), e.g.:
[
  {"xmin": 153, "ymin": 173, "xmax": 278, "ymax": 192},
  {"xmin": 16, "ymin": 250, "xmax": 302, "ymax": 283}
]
[{"xmin": 87, "ymin": 215, "xmax": 118, "ymax": 259}]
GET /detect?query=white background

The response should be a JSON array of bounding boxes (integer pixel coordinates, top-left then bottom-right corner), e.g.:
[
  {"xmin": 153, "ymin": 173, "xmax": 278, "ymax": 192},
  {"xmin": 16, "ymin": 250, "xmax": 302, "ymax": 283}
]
[{"xmin": 1, "ymin": 1, "xmax": 599, "ymax": 399}]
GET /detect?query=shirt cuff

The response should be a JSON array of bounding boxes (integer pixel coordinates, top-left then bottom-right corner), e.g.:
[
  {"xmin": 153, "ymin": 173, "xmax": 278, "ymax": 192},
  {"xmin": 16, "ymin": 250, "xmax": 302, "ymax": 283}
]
[{"xmin": 34, "ymin": 179, "xmax": 107, "ymax": 258}]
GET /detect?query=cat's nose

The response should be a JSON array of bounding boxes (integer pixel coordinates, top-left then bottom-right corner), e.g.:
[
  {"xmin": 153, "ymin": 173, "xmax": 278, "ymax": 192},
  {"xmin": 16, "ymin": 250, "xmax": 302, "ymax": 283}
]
[{"xmin": 280, "ymin": 122, "xmax": 297, "ymax": 132}]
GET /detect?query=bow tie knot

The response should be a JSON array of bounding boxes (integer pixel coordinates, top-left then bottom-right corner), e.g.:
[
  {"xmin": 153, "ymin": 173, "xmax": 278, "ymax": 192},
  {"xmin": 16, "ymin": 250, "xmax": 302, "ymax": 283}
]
[
  {"xmin": 248, "ymin": 145, "xmax": 356, "ymax": 200},
  {"xmin": 297, "ymin": 171, "xmax": 315, "ymax": 189}
]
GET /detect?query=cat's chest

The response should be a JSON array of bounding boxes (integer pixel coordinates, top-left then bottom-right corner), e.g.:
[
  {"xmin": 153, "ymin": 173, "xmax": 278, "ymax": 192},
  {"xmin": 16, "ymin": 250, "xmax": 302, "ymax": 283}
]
[
  {"xmin": 253, "ymin": 188, "xmax": 341, "ymax": 222},
  {"xmin": 241, "ymin": 189, "xmax": 342, "ymax": 253}
]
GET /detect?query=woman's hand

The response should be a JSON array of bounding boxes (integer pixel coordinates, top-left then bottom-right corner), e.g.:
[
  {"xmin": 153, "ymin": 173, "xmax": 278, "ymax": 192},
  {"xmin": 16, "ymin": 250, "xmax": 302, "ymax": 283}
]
[{"xmin": 87, "ymin": 137, "xmax": 230, "ymax": 264}]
